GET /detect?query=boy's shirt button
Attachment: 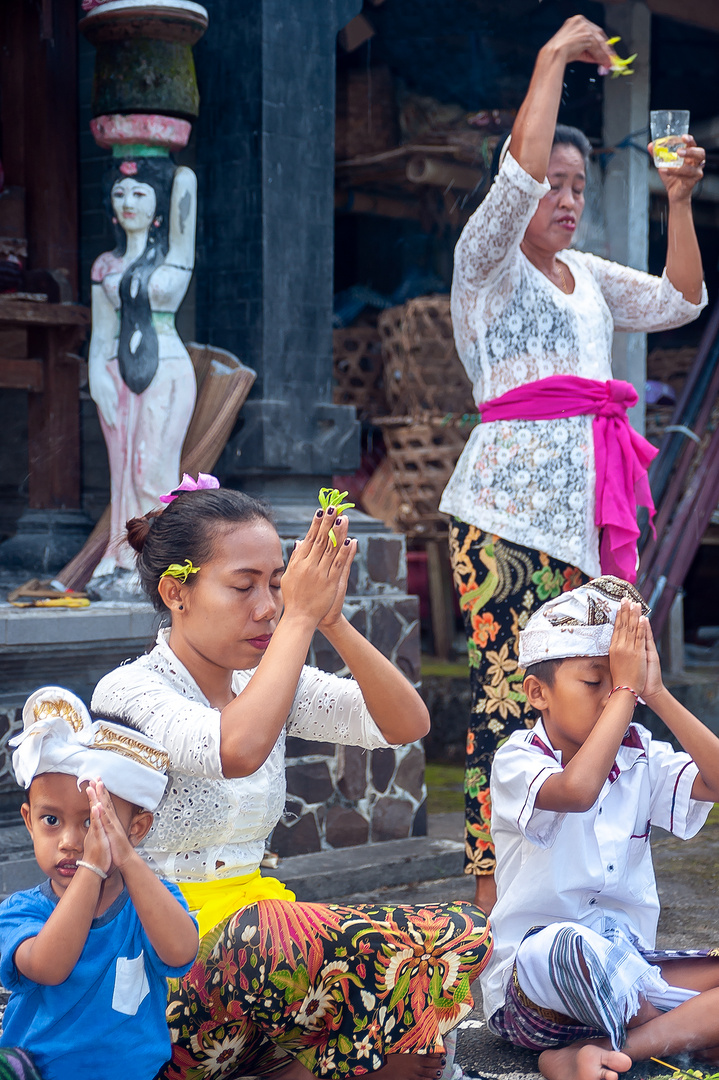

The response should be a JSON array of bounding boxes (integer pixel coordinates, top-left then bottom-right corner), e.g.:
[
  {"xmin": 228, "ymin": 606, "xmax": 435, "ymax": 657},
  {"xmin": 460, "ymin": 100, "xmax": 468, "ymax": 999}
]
[{"xmin": 607, "ymin": 864, "xmax": 615, "ymax": 871}]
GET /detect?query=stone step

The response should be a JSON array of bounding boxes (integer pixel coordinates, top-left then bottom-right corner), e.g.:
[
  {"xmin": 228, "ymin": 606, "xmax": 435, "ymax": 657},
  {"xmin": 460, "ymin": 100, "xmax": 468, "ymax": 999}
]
[
  {"xmin": 264, "ymin": 836, "xmax": 464, "ymax": 902},
  {"xmin": 0, "ymin": 834, "xmax": 463, "ymax": 904}
]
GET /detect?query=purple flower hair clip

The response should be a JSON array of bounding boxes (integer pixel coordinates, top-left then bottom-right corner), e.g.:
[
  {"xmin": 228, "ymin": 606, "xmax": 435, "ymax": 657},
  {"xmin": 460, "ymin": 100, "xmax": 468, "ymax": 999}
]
[{"xmin": 159, "ymin": 472, "xmax": 220, "ymax": 505}]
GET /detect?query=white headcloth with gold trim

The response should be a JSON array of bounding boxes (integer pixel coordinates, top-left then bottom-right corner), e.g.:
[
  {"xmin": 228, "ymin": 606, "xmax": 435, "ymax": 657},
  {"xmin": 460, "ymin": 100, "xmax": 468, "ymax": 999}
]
[
  {"xmin": 518, "ymin": 576, "xmax": 650, "ymax": 669},
  {"xmin": 11, "ymin": 686, "xmax": 169, "ymax": 811}
]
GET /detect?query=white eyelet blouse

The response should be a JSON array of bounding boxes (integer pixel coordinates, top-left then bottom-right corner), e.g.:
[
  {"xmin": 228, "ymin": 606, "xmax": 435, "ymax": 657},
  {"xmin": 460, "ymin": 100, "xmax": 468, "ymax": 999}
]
[
  {"xmin": 439, "ymin": 151, "xmax": 707, "ymax": 576},
  {"xmin": 91, "ymin": 630, "xmax": 393, "ymax": 883}
]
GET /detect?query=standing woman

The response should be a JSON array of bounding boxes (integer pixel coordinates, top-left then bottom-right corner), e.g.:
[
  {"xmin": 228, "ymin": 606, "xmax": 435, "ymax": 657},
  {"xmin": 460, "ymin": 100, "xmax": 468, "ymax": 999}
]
[
  {"xmin": 92, "ymin": 483, "xmax": 492, "ymax": 1080},
  {"xmin": 439, "ymin": 15, "xmax": 707, "ymax": 913}
]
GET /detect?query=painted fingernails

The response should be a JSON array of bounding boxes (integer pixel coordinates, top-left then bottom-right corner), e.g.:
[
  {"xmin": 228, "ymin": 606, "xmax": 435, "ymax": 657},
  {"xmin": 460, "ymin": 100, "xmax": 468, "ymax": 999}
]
[
  {"xmin": 344, "ymin": 538, "xmax": 351, "ymax": 546},
  {"xmin": 335, "ymin": 516, "xmax": 342, "ymax": 527},
  {"xmin": 316, "ymin": 509, "xmax": 323, "ymax": 517},
  {"xmin": 327, "ymin": 506, "xmax": 335, "ymax": 516}
]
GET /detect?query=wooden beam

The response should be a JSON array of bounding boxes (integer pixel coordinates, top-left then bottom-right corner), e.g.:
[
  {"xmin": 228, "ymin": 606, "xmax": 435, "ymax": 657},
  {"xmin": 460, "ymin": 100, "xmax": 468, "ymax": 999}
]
[
  {"xmin": 0, "ymin": 300, "xmax": 90, "ymax": 327},
  {"xmin": 647, "ymin": 0, "xmax": 719, "ymax": 32},
  {"xmin": 335, "ymin": 190, "xmax": 422, "ymax": 220},
  {"xmin": 0, "ymin": 358, "xmax": 44, "ymax": 391},
  {"xmin": 26, "ymin": 325, "xmax": 85, "ymax": 508},
  {"xmin": 23, "ymin": 0, "xmax": 80, "ymax": 298}
]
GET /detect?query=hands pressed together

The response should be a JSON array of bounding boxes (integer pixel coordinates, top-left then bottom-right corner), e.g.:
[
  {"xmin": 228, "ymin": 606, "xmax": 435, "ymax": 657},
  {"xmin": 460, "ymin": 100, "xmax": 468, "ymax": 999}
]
[
  {"xmin": 82, "ymin": 779, "xmax": 140, "ymax": 877},
  {"xmin": 608, "ymin": 598, "xmax": 664, "ymax": 705},
  {"xmin": 280, "ymin": 506, "xmax": 357, "ymax": 632}
]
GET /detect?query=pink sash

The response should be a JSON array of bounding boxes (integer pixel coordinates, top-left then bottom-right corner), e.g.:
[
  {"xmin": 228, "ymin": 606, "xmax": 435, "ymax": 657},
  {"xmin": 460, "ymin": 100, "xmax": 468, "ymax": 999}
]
[{"xmin": 478, "ymin": 375, "xmax": 658, "ymax": 583}]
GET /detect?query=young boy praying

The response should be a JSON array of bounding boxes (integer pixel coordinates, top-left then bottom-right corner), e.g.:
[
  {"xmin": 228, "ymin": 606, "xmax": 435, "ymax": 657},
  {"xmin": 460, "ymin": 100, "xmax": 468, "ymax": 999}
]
[
  {"xmin": 0, "ymin": 686, "xmax": 198, "ymax": 1080},
  {"xmin": 480, "ymin": 576, "xmax": 719, "ymax": 1080}
]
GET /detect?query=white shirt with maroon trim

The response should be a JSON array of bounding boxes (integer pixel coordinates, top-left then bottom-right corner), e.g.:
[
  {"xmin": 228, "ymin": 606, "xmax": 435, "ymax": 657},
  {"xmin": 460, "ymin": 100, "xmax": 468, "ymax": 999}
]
[{"xmin": 480, "ymin": 718, "xmax": 711, "ymax": 1022}]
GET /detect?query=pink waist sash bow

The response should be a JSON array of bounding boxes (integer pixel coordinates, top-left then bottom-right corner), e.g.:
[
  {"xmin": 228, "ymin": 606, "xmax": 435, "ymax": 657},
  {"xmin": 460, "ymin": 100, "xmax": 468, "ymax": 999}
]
[{"xmin": 478, "ymin": 374, "xmax": 658, "ymax": 583}]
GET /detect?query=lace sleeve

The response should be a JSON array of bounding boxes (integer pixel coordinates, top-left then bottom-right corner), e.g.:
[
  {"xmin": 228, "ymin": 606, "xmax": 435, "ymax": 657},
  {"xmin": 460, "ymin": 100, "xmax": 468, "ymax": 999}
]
[
  {"xmin": 285, "ymin": 666, "xmax": 398, "ymax": 750},
  {"xmin": 578, "ymin": 252, "xmax": 707, "ymax": 332},
  {"xmin": 91, "ymin": 669, "xmax": 224, "ymax": 779},
  {"xmin": 453, "ymin": 153, "xmax": 550, "ymax": 293}
]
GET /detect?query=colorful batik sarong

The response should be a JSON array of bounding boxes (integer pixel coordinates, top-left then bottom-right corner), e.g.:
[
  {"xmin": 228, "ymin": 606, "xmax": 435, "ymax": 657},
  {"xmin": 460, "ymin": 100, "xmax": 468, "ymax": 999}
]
[
  {"xmin": 160, "ymin": 898, "xmax": 491, "ymax": 1079},
  {"xmin": 448, "ymin": 520, "xmax": 589, "ymax": 876}
]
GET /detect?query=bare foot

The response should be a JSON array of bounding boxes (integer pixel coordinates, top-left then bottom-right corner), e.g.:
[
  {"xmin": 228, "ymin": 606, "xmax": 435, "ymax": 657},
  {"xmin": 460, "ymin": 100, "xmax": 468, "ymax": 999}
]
[
  {"xmin": 473, "ymin": 873, "xmax": 497, "ymax": 915},
  {"xmin": 374, "ymin": 1052, "xmax": 446, "ymax": 1080},
  {"xmin": 538, "ymin": 1041, "xmax": 632, "ymax": 1080}
]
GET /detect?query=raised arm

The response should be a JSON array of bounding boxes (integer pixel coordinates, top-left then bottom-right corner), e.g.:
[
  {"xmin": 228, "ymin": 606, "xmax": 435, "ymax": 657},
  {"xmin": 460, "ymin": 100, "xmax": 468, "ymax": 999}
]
[
  {"xmin": 452, "ymin": 17, "xmax": 613, "ymax": 331},
  {"xmin": 642, "ymin": 622, "xmax": 719, "ymax": 803},
  {"xmin": 510, "ymin": 17, "xmax": 612, "ymax": 182},
  {"xmin": 580, "ymin": 253, "xmax": 706, "ymax": 333},
  {"xmin": 650, "ymin": 135, "xmax": 705, "ymax": 305},
  {"xmin": 88, "ymin": 781, "xmax": 198, "ymax": 968},
  {"xmin": 533, "ymin": 601, "xmax": 648, "ymax": 813},
  {"xmin": 317, "ymin": 617, "xmax": 430, "ymax": 746},
  {"xmin": 165, "ymin": 165, "xmax": 197, "ymax": 271},
  {"xmin": 14, "ymin": 791, "xmax": 114, "ymax": 984}
]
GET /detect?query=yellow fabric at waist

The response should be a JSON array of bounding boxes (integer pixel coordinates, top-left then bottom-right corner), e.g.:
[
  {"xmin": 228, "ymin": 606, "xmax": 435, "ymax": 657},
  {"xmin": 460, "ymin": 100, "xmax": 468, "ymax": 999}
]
[{"xmin": 179, "ymin": 870, "xmax": 296, "ymax": 938}]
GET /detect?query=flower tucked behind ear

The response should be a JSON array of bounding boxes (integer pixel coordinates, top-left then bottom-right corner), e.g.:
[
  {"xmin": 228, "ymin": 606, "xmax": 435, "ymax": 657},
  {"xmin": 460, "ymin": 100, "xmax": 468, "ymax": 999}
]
[
  {"xmin": 318, "ymin": 488, "xmax": 355, "ymax": 546},
  {"xmin": 160, "ymin": 560, "xmax": 200, "ymax": 584}
]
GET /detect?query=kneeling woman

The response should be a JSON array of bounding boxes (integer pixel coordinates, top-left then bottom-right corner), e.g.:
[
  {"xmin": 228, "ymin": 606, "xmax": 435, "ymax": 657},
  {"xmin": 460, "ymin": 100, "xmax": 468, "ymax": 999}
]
[{"xmin": 92, "ymin": 481, "xmax": 491, "ymax": 1080}]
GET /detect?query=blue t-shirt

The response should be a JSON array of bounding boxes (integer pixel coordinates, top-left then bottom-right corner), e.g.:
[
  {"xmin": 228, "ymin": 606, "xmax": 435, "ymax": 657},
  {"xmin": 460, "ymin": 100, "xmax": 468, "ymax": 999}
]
[{"xmin": 0, "ymin": 879, "xmax": 196, "ymax": 1080}]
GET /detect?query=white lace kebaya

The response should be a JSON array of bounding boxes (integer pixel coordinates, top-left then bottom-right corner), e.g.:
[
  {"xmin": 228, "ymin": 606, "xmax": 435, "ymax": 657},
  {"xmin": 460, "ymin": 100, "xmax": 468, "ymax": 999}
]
[
  {"xmin": 439, "ymin": 151, "xmax": 707, "ymax": 576},
  {"xmin": 91, "ymin": 629, "xmax": 394, "ymax": 883}
]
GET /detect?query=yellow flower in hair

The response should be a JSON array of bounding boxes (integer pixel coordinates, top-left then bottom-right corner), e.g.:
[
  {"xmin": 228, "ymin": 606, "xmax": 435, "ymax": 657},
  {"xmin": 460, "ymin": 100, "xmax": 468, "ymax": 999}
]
[{"xmin": 160, "ymin": 559, "xmax": 201, "ymax": 583}]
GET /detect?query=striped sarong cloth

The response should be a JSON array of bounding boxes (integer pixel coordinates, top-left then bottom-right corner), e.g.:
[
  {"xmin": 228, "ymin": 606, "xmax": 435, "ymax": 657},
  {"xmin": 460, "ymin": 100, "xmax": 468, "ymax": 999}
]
[
  {"xmin": 487, "ymin": 923, "xmax": 715, "ymax": 1052},
  {"xmin": 0, "ymin": 1049, "xmax": 43, "ymax": 1080}
]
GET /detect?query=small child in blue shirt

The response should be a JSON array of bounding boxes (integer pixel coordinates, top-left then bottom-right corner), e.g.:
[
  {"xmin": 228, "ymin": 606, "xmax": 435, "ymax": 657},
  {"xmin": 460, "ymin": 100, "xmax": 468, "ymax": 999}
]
[{"xmin": 0, "ymin": 686, "xmax": 199, "ymax": 1080}]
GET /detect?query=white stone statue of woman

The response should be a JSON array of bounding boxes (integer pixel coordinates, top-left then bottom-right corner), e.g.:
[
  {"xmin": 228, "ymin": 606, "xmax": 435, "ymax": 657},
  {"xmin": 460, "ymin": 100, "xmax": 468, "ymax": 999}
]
[{"xmin": 88, "ymin": 155, "xmax": 197, "ymax": 581}]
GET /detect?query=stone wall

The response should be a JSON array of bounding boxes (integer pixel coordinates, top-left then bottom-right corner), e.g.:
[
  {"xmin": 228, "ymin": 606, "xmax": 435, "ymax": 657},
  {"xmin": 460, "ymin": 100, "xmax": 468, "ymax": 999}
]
[{"xmin": 274, "ymin": 530, "xmax": 426, "ymax": 854}]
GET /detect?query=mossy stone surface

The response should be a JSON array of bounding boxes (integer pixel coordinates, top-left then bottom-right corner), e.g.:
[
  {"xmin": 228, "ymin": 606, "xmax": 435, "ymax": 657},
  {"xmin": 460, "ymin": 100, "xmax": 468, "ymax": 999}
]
[{"xmin": 92, "ymin": 39, "xmax": 200, "ymax": 119}]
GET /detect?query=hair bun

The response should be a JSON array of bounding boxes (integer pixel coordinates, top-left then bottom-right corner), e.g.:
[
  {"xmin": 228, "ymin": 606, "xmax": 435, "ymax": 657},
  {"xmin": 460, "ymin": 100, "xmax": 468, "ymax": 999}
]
[{"xmin": 125, "ymin": 510, "xmax": 161, "ymax": 553}]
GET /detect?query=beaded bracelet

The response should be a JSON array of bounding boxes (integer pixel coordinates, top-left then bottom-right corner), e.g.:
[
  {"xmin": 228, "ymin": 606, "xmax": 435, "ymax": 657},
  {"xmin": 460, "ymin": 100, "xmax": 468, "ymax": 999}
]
[
  {"xmin": 608, "ymin": 685, "xmax": 641, "ymax": 707},
  {"xmin": 76, "ymin": 860, "xmax": 108, "ymax": 880}
]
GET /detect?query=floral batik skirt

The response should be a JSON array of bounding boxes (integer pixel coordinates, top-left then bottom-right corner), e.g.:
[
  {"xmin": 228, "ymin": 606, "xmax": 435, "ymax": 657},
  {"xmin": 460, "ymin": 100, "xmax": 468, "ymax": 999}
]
[
  {"xmin": 160, "ymin": 897, "xmax": 491, "ymax": 1079},
  {"xmin": 448, "ymin": 520, "xmax": 589, "ymax": 877}
]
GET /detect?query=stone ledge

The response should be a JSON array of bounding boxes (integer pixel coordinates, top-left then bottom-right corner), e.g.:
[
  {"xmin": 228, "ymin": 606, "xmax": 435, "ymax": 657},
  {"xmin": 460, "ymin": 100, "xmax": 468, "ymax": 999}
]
[
  {"xmin": 264, "ymin": 836, "xmax": 463, "ymax": 902},
  {"xmin": 0, "ymin": 599, "xmax": 157, "ymax": 647},
  {"xmin": 0, "ymin": 837, "xmax": 463, "ymax": 904}
]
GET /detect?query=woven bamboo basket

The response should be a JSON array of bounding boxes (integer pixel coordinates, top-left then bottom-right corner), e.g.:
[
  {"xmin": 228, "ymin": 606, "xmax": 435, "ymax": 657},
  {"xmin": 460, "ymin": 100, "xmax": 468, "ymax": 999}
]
[
  {"xmin": 646, "ymin": 346, "xmax": 696, "ymax": 392},
  {"xmin": 374, "ymin": 413, "xmax": 474, "ymax": 540},
  {"xmin": 378, "ymin": 295, "xmax": 474, "ymax": 416},
  {"xmin": 332, "ymin": 325, "xmax": 388, "ymax": 418}
]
